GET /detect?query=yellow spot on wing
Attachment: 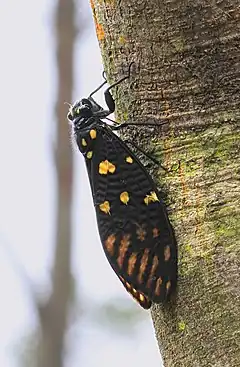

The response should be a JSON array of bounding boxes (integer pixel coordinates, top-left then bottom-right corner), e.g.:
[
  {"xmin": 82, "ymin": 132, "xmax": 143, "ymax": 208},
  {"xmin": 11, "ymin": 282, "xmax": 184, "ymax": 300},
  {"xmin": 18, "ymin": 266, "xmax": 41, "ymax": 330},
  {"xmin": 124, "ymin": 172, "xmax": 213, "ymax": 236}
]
[
  {"xmin": 144, "ymin": 191, "xmax": 159, "ymax": 205},
  {"xmin": 99, "ymin": 160, "xmax": 108, "ymax": 174},
  {"xmin": 120, "ymin": 191, "xmax": 129, "ymax": 204},
  {"xmin": 99, "ymin": 201, "xmax": 110, "ymax": 214},
  {"xmin": 105, "ymin": 234, "xmax": 116, "ymax": 255},
  {"xmin": 82, "ymin": 138, "xmax": 87, "ymax": 147},
  {"xmin": 89, "ymin": 129, "xmax": 97, "ymax": 139},
  {"xmin": 119, "ymin": 276, "xmax": 150, "ymax": 308},
  {"xmin": 164, "ymin": 245, "xmax": 171, "ymax": 261},
  {"xmin": 108, "ymin": 162, "xmax": 115, "ymax": 173},
  {"xmin": 126, "ymin": 156, "xmax": 133, "ymax": 164},
  {"xmin": 99, "ymin": 160, "xmax": 116, "ymax": 174},
  {"xmin": 127, "ymin": 253, "xmax": 137, "ymax": 275},
  {"xmin": 117, "ymin": 234, "xmax": 131, "ymax": 268},
  {"xmin": 87, "ymin": 151, "xmax": 93, "ymax": 159},
  {"xmin": 151, "ymin": 191, "xmax": 159, "ymax": 201},
  {"xmin": 137, "ymin": 249, "xmax": 149, "ymax": 284}
]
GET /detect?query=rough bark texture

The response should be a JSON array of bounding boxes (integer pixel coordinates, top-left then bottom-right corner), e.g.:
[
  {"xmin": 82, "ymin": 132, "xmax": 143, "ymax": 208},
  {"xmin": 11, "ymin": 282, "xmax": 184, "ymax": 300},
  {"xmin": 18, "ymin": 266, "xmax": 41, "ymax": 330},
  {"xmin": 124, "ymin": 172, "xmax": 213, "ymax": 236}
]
[
  {"xmin": 37, "ymin": 1, "xmax": 76, "ymax": 366},
  {"xmin": 90, "ymin": 1, "xmax": 240, "ymax": 366}
]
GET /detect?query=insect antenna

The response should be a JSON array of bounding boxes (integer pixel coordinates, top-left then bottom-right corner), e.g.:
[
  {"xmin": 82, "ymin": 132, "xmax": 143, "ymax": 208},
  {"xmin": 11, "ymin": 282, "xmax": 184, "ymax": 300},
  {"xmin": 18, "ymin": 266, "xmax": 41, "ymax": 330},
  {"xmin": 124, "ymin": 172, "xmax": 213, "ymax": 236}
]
[
  {"xmin": 112, "ymin": 121, "xmax": 168, "ymax": 129},
  {"xmin": 105, "ymin": 116, "xmax": 118, "ymax": 124},
  {"xmin": 104, "ymin": 62, "xmax": 135, "ymax": 113},
  {"xmin": 104, "ymin": 62, "xmax": 134, "ymax": 94},
  {"xmin": 89, "ymin": 77, "xmax": 108, "ymax": 98}
]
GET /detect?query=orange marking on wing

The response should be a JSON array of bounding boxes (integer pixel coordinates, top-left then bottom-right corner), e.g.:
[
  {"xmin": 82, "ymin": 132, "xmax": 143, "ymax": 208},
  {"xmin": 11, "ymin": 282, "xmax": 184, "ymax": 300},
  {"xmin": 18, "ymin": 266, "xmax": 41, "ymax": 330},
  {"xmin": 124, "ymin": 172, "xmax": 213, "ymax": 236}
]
[
  {"xmin": 152, "ymin": 228, "xmax": 160, "ymax": 238},
  {"xmin": 164, "ymin": 245, "xmax": 171, "ymax": 261},
  {"xmin": 166, "ymin": 280, "xmax": 171, "ymax": 293},
  {"xmin": 139, "ymin": 293, "xmax": 146, "ymax": 302},
  {"xmin": 127, "ymin": 253, "xmax": 137, "ymax": 275},
  {"xmin": 136, "ymin": 226, "xmax": 146, "ymax": 242},
  {"xmin": 117, "ymin": 234, "xmax": 131, "ymax": 268},
  {"xmin": 146, "ymin": 255, "xmax": 159, "ymax": 288},
  {"xmin": 137, "ymin": 249, "xmax": 149, "ymax": 284},
  {"xmin": 120, "ymin": 277, "xmax": 131, "ymax": 291},
  {"xmin": 104, "ymin": 234, "xmax": 116, "ymax": 256},
  {"xmin": 155, "ymin": 277, "xmax": 163, "ymax": 296},
  {"xmin": 119, "ymin": 276, "xmax": 151, "ymax": 308}
]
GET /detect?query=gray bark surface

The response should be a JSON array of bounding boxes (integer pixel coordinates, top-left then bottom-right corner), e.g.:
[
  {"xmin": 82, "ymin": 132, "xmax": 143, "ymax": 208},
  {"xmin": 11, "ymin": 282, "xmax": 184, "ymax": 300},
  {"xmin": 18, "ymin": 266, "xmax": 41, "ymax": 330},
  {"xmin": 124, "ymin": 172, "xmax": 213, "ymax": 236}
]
[{"xmin": 92, "ymin": 1, "xmax": 240, "ymax": 366}]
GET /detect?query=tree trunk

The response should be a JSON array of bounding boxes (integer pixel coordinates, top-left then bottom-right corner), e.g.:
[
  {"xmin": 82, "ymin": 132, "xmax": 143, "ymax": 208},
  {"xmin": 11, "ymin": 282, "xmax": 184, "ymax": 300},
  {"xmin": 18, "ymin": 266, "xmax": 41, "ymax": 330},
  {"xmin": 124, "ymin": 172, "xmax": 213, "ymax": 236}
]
[
  {"xmin": 37, "ymin": 1, "xmax": 76, "ymax": 366},
  {"xmin": 90, "ymin": 1, "xmax": 240, "ymax": 366}
]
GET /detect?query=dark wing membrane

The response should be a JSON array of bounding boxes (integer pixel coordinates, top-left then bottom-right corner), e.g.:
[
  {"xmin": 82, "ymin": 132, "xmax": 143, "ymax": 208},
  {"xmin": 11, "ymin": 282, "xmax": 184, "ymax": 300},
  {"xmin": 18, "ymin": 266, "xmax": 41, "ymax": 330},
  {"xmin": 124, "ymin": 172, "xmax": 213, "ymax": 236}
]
[{"xmin": 78, "ymin": 122, "xmax": 177, "ymax": 306}]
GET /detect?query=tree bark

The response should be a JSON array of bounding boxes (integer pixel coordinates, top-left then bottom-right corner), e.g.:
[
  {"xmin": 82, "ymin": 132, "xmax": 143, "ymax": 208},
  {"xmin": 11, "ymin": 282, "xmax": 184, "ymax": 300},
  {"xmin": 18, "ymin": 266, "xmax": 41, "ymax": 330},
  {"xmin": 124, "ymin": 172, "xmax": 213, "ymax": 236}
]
[
  {"xmin": 90, "ymin": 1, "xmax": 240, "ymax": 366},
  {"xmin": 37, "ymin": 1, "xmax": 76, "ymax": 366}
]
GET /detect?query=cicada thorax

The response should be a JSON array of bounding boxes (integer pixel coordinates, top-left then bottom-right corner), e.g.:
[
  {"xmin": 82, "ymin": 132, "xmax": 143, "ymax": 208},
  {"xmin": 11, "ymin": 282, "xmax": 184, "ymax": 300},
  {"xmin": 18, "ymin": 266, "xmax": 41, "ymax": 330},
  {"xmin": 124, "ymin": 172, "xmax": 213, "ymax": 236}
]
[{"xmin": 75, "ymin": 123, "xmax": 98, "ymax": 158}]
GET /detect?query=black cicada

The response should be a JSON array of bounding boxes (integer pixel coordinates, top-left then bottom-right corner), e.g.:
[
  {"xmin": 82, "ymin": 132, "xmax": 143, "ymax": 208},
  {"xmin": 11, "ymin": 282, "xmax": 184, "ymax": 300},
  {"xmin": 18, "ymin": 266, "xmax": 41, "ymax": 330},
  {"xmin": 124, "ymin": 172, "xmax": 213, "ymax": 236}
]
[{"xmin": 67, "ymin": 65, "xmax": 177, "ymax": 309}]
